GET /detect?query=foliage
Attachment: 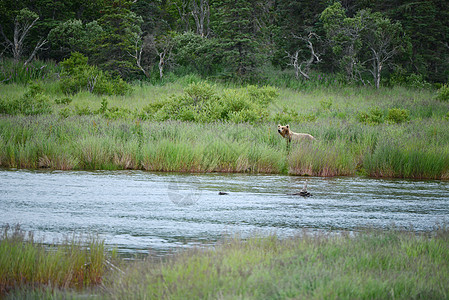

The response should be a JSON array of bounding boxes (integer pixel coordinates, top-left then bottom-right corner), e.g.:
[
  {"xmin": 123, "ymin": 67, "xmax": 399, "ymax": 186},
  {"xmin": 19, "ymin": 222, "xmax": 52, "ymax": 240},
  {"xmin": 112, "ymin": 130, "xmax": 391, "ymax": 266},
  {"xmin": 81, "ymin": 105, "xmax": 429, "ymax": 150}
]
[
  {"xmin": 0, "ymin": 0, "xmax": 448, "ymax": 83},
  {"xmin": 48, "ymin": 19, "xmax": 103, "ymax": 59},
  {"xmin": 321, "ymin": 4, "xmax": 409, "ymax": 88},
  {"xmin": 172, "ymin": 31, "xmax": 223, "ymax": 76},
  {"xmin": 388, "ymin": 70, "xmax": 431, "ymax": 89},
  {"xmin": 93, "ymin": 0, "xmax": 143, "ymax": 78},
  {"xmin": 211, "ymin": 0, "xmax": 261, "ymax": 80},
  {"xmin": 141, "ymin": 81, "xmax": 278, "ymax": 123},
  {"xmin": 436, "ymin": 84, "xmax": 449, "ymax": 102},
  {"xmin": 390, "ymin": 1, "xmax": 449, "ymax": 82},
  {"xmin": 357, "ymin": 107, "xmax": 384, "ymax": 125},
  {"xmin": 387, "ymin": 108, "xmax": 410, "ymax": 124},
  {"xmin": 360, "ymin": 9, "xmax": 410, "ymax": 88},
  {"xmin": 54, "ymin": 97, "xmax": 72, "ymax": 105},
  {"xmin": 60, "ymin": 52, "xmax": 130, "ymax": 95},
  {"xmin": 0, "ymin": 82, "xmax": 51, "ymax": 115}
]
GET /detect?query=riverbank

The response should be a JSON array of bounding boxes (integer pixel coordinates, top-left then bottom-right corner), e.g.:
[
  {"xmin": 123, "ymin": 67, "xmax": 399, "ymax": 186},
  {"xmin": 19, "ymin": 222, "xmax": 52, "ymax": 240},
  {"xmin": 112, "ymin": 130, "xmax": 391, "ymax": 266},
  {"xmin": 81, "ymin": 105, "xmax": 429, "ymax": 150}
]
[
  {"xmin": 0, "ymin": 115, "xmax": 448, "ymax": 179},
  {"xmin": 3, "ymin": 226, "xmax": 449, "ymax": 299},
  {"xmin": 1, "ymin": 81, "xmax": 448, "ymax": 179}
]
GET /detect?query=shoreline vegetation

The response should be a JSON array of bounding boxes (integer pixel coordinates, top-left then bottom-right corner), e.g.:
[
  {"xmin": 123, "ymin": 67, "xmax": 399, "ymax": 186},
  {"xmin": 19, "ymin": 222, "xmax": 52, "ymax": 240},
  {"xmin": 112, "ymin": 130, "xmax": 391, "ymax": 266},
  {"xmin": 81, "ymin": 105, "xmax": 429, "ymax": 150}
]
[
  {"xmin": 2, "ymin": 225, "xmax": 449, "ymax": 299},
  {"xmin": 1, "ymin": 77, "xmax": 448, "ymax": 180}
]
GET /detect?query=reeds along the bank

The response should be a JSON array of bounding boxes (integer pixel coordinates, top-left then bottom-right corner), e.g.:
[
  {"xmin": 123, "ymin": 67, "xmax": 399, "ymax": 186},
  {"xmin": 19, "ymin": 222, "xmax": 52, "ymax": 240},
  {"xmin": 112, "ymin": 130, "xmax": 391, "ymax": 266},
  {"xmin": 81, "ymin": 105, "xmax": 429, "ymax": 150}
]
[
  {"xmin": 105, "ymin": 228, "xmax": 449, "ymax": 300},
  {"xmin": 1, "ymin": 116, "xmax": 448, "ymax": 179},
  {"xmin": 0, "ymin": 225, "xmax": 107, "ymax": 295}
]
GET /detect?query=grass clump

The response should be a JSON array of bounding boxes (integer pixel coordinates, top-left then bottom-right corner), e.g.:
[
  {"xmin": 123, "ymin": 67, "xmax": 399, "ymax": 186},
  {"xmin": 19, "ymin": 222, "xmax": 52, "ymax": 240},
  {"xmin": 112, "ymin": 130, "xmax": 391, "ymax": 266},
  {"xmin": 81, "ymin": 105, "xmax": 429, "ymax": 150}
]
[
  {"xmin": 105, "ymin": 228, "xmax": 449, "ymax": 299},
  {"xmin": 0, "ymin": 224, "xmax": 109, "ymax": 296}
]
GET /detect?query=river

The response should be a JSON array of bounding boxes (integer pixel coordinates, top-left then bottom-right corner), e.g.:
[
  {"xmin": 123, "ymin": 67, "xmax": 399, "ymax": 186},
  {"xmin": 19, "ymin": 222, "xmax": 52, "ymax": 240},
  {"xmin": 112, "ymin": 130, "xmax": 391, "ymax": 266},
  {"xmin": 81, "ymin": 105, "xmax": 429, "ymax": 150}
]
[{"xmin": 1, "ymin": 169, "xmax": 448, "ymax": 255}]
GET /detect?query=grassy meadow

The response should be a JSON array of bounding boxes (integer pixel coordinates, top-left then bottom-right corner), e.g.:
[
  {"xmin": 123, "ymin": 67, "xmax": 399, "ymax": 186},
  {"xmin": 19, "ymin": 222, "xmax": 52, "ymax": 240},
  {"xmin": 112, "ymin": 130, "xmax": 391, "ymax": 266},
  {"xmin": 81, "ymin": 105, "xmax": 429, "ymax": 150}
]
[
  {"xmin": 2, "ymin": 225, "xmax": 449, "ymax": 299},
  {"xmin": 1, "ymin": 77, "xmax": 448, "ymax": 179}
]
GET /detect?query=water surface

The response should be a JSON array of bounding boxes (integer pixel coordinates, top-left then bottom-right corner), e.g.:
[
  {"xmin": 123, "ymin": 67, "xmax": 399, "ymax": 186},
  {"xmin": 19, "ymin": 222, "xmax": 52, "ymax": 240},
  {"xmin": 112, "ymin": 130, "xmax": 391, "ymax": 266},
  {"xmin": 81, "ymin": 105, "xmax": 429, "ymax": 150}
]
[{"xmin": 1, "ymin": 169, "xmax": 448, "ymax": 255}]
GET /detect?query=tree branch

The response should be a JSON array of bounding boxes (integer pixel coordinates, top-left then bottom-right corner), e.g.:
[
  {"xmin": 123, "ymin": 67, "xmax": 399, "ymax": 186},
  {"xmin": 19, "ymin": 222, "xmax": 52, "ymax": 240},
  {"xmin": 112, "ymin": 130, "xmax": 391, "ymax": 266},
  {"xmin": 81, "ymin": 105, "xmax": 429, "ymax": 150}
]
[{"xmin": 24, "ymin": 38, "xmax": 48, "ymax": 66}]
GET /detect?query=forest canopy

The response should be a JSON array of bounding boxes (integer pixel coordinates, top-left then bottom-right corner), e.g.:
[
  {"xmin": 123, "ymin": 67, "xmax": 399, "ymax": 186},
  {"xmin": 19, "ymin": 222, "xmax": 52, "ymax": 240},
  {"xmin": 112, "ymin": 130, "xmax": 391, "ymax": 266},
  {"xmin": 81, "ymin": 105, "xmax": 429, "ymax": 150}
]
[{"xmin": 0, "ymin": 0, "xmax": 448, "ymax": 86}]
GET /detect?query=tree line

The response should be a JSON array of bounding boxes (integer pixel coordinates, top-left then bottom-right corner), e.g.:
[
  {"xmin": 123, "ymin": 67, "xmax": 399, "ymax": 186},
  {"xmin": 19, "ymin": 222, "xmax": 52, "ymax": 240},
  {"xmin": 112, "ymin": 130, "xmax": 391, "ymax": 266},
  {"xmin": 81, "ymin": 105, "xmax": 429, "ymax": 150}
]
[{"xmin": 0, "ymin": 0, "xmax": 448, "ymax": 87}]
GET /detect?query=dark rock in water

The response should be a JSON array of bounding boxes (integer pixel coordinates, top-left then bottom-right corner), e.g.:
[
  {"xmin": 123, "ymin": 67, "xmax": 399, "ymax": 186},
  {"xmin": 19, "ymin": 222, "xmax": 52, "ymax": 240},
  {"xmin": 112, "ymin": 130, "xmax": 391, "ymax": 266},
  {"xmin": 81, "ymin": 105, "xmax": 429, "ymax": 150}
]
[
  {"xmin": 289, "ymin": 191, "xmax": 312, "ymax": 197},
  {"xmin": 218, "ymin": 192, "xmax": 229, "ymax": 195},
  {"xmin": 288, "ymin": 181, "xmax": 312, "ymax": 197}
]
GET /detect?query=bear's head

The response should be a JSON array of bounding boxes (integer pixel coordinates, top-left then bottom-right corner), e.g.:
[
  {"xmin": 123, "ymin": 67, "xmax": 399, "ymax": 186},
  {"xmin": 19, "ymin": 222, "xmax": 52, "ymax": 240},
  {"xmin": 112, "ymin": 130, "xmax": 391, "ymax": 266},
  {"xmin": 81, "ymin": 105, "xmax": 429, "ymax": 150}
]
[{"xmin": 277, "ymin": 124, "xmax": 290, "ymax": 138}]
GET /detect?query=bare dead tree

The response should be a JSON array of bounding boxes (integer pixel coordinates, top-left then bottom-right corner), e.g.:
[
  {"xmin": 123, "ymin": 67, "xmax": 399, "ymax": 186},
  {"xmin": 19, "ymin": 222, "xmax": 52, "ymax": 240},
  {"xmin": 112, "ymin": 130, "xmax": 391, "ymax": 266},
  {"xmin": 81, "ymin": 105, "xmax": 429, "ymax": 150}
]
[
  {"xmin": 191, "ymin": 0, "xmax": 210, "ymax": 37},
  {"xmin": 286, "ymin": 32, "xmax": 322, "ymax": 80},
  {"xmin": 146, "ymin": 34, "xmax": 174, "ymax": 80},
  {"xmin": 0, "ymin": 8, "xmax": 47, "ymax": 65},
  {"xmin": 24, "ymin": 38, "xmax": 48, "ymax": 66},
  {"xmin": 156, "ymin": 42, "xmax": 173, "ymax": 80},
  {"xmin": 362, "ymin": 16, "xmax": 406, "ymax": 89},
  {"xmin": 129, "ymin": 37, "xmax": 151, "ymax": 79},
  {"xmin": 87, "ymin": 74, "xmax": 98, "ymax": 93}
]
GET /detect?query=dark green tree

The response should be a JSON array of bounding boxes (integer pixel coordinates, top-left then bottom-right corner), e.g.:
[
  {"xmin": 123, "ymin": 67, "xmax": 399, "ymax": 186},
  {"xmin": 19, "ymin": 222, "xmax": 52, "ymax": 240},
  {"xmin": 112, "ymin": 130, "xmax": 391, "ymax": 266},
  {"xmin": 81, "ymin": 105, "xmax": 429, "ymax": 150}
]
[
  {"xmin": 93, "ymin": 0, "xmax": 143, "ymax": 79},
  {"xmin": 48, "ymin": 19, "xmax": 103, "ymax": 59},
  {"xmin": 211, "ymin": 0, "xmax": 260, "ymax": 80},
  {"xmin": 359, "ymin": 10, "xmax": 410, "ymax": 88},
  {"xmin": 273, "ymin": 0, "xmax": 327, "ymax": 69},
  {"xmin": 390, "ymin": 0, "xmax": 449, "ymax": 82}
]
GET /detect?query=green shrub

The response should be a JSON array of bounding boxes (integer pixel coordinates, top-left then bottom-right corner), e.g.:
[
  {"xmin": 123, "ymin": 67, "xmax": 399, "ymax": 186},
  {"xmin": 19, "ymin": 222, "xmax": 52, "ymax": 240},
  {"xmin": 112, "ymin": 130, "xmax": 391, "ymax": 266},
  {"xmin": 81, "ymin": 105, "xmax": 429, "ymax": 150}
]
[
  {"xmin": 319, "ymin": 98, "xmax": 333, "ymax": 110},
  {"xmin": 388, "ymin": 70, "xmax": 431, "ymax": 89},
  {"xmin": 0, "ymin": 82, "xmax": 51, "ymax": 115},
  {"xmin": 60, "ymin": 52, "xmax": 130, "ymax": 96},
  {"xmin": 58, "ymin": 107, "xmax": 72, "ymax": 118},
  {"xmin": 436, "ymin": 84, "xmax": 449, "ymax": 102},
  {"xmin": 357, "ymin": 107, "xmax": 384, "ymax": 124},
  {"xmin": 270, "ymin": 106, "xmax": 317, "ymax": 124},
  {"xmin": 74, "ymin": 104, "xmax": 92, "ymax": 116},
  {"xmin": 387, "ymin": 108, "xmax": 410, "ymax": 124},
  {"xmin": 54, "ymin": 97, "xmax": 72, "ymax": 105},
  {"xmin": 141, "ymin": 81, "xmax": 278, "ymax": 123}
]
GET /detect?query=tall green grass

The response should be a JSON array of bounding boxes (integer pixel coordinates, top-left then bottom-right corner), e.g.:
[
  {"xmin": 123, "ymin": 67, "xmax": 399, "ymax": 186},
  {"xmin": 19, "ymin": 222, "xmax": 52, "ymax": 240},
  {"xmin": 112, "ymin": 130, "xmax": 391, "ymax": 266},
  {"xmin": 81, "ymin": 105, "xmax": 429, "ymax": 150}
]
[
  {"xmin": 1, "ymin": 115, "xmax": 448, "ymax": 178},
  {"xmin": 5, "ymin": 227, "xmax": 449, "ymax": 299},
  {"xmin": 1, "ymin": 78, "xmax": 448, "ymax": 178},
  {"xmin": 105, "ymin": 227, "xmax": 449, "ymax": 299},
  {"xmin": 0, "ymin": 58, "xmax": 61, "ymax": 84},
  {"xmin": 0, "ymin": 224, "xmax": 108, "ymax": 296}
]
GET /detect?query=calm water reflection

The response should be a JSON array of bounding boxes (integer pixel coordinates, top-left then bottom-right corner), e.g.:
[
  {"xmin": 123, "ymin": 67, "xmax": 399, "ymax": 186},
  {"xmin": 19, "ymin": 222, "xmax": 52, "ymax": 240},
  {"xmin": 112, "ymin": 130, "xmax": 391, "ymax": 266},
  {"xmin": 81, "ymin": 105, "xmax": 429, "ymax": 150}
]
[{"xmin": 1, "ymin": 169, "xmax": 448, "ymax": 255}]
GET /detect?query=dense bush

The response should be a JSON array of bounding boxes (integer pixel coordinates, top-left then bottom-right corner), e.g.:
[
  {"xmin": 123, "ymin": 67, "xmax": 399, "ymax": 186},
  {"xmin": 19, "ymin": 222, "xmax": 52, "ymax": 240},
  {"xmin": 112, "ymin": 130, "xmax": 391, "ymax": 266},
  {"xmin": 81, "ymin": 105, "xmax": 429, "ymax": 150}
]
[
  {"xmin": 387, "ymin": 108, "xmax": 410, "ymax": 124},
  {"xmin": 0, "ymin": 82, "xmax": 52, "ymax": 115},
  {"xmin": 357, "ymin": 107, "xmax": 384, "ymax": 124},
  {"xmin": 357, "ymin": 107, "xmax": 411, "ymax": 125},
  {"xmin": 141, "ymin": 82, "xmax": 278, "ymax": 123},
  {"xmin": 60, "ymin": 52, "xmax": 130, "ymax": 96},
  {"xmin": 388, "ymin": 70, "xmax": 431, "ymax": 89},
  {"xmin": 436, "ymin": 84, "xmax": 449, "ymax": 102}
]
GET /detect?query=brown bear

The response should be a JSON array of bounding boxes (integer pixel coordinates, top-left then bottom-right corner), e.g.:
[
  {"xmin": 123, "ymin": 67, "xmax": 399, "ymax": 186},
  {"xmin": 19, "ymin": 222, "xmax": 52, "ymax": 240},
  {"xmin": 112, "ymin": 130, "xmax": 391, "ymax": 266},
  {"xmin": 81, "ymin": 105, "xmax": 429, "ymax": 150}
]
[{"xmin": 277, "ymin": 124, "xmax": 315, "ymax": 143}]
